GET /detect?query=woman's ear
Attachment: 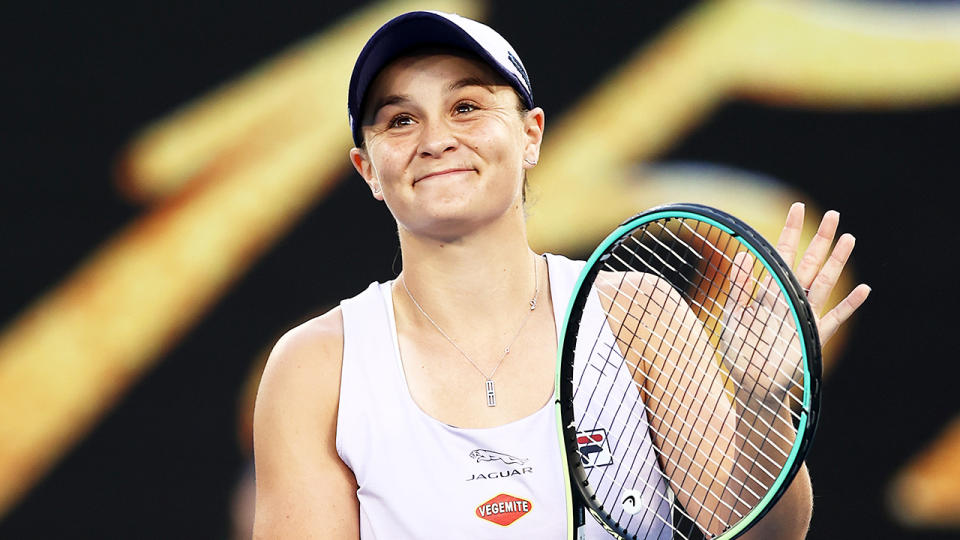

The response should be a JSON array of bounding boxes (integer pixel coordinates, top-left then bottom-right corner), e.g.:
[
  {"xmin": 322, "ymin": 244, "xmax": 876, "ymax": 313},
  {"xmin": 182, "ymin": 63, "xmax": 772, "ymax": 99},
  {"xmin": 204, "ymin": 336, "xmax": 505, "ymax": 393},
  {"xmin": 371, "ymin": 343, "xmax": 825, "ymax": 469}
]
[
  {"xmin": 349, "ymin": 147, "xmax": 384, "ymax": 200},
  {"xmin": 522, "ymin": 107, "xmax": 545, "ymax": 169}
]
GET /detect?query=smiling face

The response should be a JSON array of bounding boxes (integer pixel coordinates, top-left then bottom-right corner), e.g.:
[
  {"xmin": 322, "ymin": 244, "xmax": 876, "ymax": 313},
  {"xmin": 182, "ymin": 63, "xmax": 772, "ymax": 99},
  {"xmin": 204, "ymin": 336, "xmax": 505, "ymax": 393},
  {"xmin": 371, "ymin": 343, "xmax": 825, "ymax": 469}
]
[{"xmin": 349, "ymin": 51, "xmax": 543, "ymax": 241}]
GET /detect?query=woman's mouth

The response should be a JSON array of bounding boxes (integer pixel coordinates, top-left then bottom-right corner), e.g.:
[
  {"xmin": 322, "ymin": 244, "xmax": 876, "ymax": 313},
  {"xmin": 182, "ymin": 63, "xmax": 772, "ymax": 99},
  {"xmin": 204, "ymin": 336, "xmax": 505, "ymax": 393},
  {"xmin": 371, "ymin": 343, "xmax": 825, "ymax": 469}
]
[{"xmin": 414, "ymin": 168, "xmax": 475, "ymax": 184}]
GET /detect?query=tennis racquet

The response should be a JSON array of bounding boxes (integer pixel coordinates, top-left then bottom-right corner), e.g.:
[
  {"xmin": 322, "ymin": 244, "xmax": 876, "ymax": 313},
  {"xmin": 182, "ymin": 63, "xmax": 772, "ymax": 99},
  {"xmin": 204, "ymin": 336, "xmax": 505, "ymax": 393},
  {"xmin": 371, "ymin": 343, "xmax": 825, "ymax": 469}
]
[{"xmin": 555, "ymin": 203, "xmax": 822, "ymax": 540}]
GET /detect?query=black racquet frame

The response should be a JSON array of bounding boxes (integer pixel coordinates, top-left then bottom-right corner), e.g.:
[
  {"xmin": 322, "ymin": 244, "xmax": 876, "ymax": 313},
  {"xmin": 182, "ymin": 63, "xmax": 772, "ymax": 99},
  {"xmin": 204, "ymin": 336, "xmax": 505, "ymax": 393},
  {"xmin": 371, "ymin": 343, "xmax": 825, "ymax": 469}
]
[{"xmin": 557, "ymin": 203, "xmax": 822, "ymax": 540}]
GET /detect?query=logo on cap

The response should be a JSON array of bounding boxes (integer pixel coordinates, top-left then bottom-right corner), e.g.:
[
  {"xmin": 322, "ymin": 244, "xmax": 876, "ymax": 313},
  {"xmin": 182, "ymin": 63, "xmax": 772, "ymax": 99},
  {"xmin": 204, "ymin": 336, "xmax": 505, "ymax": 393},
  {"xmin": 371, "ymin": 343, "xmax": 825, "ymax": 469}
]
[{"xmin": 507, "ymin": 50, "xmax": 531, "ymax": 91}]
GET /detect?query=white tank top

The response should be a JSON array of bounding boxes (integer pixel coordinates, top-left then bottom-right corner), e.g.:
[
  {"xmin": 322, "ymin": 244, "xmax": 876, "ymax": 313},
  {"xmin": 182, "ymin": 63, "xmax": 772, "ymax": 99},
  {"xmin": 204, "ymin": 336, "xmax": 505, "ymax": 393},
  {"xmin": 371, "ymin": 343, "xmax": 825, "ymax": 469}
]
[{"xmin": 336, "ymin": 254, "xmax": 672, "ymax": 539}]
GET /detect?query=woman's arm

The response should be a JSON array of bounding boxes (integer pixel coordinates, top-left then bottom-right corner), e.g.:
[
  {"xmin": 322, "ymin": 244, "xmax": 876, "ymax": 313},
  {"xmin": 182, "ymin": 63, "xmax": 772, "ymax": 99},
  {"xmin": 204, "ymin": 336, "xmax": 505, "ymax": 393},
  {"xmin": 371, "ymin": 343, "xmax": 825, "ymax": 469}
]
[
  {"xmin": 599, "ymin": 272, "xmax": 739, "ymax": 536},
  {"xmin": 601, "ymin": 271, "xmax": 810, "ymax": 537},
  {"xmin": 738, "ymin": 464, "xmax": 813, "ymax": 540},
  {"xmin": 252, "ymin": 308, "xmax": 360, "ymax": 539}
]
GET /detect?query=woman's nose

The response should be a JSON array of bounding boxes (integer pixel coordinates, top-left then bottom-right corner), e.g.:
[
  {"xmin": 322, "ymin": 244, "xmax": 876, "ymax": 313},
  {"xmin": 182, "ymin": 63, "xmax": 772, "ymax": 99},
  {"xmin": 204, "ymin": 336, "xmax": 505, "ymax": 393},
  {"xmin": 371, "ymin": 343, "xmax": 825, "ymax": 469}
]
[{"xmin": 416, "ymin": 119, "xmax": 458, "ymax": 158}]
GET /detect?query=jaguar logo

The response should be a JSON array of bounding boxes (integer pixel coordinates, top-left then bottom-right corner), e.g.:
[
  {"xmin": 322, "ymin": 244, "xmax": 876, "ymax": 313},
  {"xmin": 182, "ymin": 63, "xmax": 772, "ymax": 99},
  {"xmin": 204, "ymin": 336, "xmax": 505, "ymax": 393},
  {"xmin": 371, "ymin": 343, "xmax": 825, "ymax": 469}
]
[{"xmin": 469, "ymin": 449, "xmax": 528, "ymax": 465}]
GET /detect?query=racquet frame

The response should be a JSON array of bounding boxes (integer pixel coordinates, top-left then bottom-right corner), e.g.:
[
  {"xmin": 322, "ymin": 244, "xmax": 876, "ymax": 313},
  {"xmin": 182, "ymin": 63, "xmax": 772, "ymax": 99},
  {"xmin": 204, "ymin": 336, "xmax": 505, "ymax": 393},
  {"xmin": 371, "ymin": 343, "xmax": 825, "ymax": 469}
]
[{"xmin": 555, "ymin": 203, "xmax": 822, "ymax": 540}]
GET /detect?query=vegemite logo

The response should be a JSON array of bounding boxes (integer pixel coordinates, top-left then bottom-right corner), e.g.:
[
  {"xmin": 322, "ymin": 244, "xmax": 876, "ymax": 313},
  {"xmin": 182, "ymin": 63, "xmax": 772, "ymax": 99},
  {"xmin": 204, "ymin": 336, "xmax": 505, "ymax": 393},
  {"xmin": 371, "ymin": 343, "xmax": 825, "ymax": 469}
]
[
  {"xmin": 469, "ymin": 449, "xmax": 528, "ymax": 465},
  {"xmin": 475, "ymin": 493, "xmax": 532, "ymax": 526},
  {"xmin": 577, "ymin": 428, "xmax": 613, "ymax": 468}
]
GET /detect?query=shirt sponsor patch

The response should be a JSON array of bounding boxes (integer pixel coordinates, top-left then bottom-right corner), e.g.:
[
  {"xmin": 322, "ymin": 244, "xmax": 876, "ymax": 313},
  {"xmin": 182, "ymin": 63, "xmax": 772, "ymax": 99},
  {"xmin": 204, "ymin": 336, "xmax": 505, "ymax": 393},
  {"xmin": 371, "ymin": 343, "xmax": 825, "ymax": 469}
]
[
  {"xmin": 577, "ymin": 428, "xmax": 613, "ymax": 468},
  {"xmin": 466, "ymin": 467, "xmax": 533, "ymax": 482},
  {"xmin": 475, "ymin": 493, "xmax": 532, "ymax": 526},
  {"xmin": 466, "ymin": 449, "xmax": 534, "ymax": 481}
]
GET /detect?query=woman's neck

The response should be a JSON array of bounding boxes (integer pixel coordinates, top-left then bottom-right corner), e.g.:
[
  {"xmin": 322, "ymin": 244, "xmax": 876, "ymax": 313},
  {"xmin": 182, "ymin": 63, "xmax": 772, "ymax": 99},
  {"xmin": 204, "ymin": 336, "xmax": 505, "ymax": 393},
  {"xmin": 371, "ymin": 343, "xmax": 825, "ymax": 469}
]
[{"xmin": 395, "ymin": 211, "xmax": 543, "ymax": 336}]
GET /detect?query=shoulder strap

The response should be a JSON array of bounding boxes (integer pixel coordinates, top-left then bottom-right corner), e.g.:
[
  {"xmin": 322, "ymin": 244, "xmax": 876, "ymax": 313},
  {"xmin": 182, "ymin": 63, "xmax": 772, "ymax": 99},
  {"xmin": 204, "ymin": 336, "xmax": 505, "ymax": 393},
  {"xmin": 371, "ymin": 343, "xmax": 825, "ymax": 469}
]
[{"xmin": 336, "ymin": 281, "xmax": 404, "ymax": 467}]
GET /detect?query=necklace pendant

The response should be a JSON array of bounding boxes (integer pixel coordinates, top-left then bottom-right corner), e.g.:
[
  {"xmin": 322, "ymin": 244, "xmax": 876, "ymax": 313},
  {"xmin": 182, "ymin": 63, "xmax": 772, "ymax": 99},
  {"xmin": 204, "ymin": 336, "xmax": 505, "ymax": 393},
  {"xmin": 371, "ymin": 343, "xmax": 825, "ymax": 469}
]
[{"xmin": 486, "ymin": 379, "xmax": 497, "ymax": 407}]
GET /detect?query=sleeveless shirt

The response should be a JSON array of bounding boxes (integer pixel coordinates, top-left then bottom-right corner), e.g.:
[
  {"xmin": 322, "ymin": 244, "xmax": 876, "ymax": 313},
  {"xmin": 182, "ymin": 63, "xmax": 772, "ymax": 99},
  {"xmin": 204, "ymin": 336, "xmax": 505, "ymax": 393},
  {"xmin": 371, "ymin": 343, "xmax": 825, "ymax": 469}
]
[{"xmin": 337, "ymin": 254, "xmax": 672, "ymax": 539}]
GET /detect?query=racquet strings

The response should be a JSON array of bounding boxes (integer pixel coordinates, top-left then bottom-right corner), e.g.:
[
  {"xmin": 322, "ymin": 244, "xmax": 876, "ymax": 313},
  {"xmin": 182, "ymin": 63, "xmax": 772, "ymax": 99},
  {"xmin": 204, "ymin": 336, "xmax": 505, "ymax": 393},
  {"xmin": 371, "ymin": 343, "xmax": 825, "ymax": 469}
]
[{"xmin": 572, "ymin": 217, "xmax": 806, "ymax": 539}]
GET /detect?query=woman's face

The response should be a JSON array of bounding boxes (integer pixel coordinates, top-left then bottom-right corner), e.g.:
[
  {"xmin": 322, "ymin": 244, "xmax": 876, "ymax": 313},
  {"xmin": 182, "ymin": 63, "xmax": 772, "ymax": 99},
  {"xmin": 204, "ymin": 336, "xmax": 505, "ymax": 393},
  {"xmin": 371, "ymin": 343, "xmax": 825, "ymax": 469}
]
[{"xmin": 350, "ymin": 52, "xmax": 543, "ymax": 241}]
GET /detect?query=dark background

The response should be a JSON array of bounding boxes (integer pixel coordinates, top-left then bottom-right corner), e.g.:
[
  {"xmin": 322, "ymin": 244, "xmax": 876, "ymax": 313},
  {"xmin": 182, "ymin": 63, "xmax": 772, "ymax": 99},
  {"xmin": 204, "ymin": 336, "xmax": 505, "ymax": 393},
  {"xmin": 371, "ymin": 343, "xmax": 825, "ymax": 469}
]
[{"xmin": 2, "ymin": 1, "xmax": 956, "ymax": 538}]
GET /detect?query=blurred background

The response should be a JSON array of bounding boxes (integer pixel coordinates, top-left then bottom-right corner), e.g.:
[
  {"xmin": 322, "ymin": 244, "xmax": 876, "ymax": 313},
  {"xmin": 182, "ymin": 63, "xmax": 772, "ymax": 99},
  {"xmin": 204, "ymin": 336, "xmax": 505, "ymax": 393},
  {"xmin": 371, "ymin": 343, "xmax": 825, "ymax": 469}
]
[{"xmin": 2, "ymin": 0, "xmax": 959, "ymax": 538}]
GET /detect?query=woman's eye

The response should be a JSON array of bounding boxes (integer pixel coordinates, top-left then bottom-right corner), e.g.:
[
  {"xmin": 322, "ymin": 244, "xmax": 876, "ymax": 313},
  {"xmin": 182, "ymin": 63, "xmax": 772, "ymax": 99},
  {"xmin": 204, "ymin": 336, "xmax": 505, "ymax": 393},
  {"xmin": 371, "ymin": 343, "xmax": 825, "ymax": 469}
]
[
  {"xmin": 454, "ymin": 102, "xmax": 478, "ymax": 114},
  {"xmin": 388, "ymin": 115, "xmax": 413, "ymax": 128}
]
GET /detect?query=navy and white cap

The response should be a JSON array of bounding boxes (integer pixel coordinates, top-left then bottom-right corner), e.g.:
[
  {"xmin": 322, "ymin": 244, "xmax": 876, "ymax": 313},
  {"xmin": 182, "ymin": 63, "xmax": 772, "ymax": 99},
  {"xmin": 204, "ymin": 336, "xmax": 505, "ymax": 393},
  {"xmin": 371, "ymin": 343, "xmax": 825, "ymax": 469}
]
[{"xmin": 348, "ymin": 11, "xmax": 534, "ymax": 147}]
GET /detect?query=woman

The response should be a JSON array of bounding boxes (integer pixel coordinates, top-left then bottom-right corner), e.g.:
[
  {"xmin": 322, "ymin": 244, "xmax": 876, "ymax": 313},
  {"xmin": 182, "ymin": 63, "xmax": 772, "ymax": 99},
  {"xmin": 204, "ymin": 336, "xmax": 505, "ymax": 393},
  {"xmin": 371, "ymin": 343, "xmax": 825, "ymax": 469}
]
[{"xmin": 253, "ymin": 11, "xmax": 869, "ymax": 539}]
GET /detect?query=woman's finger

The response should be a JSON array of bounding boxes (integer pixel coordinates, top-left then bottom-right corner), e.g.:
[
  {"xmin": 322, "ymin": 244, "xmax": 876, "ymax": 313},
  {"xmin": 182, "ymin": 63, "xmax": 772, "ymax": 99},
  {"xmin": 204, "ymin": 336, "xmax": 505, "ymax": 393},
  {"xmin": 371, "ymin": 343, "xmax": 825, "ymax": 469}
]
[
  {"xmin": 817, "ymin": 283, "xmax": 872, "ymax": 343},
  {"xmin": 729, "ymin": 251, "xmax": 756, "ymax": 307},
  {"xmin": 794, "ymin": 210, "xmax": 840, "ymax": 288},
  {"xmin": 756, "ymin": 273, "xmax": 785, "ymax": 316},
  {"xmin": 806, "ymin": 233, "xmax": 856, "ymax": 314},
  {"xmin": 775, "ymin": 202, "xmax": 805, "ymax": 268}
]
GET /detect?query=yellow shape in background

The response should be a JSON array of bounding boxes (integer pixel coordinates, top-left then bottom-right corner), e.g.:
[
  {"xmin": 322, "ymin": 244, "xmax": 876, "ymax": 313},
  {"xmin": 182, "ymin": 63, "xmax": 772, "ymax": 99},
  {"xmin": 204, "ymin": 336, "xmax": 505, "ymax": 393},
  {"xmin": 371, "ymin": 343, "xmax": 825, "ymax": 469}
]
[
  {"xmin": 2, "ymin": 0, "xmax": 960, "ymax": 525},
  {"xmin": 527, "ymin": 0, "xmax": 960, "ymax": 253},
  {"xmin": 888, "ymin": 414, "xmax": 960, "ymax": 528},
  {"xmin": 521, "ymin": 0, "xmax": 960, "ymax": 528},
  {"xmin": 0, "ymin": 0, "xmax": 485, "ymax": 519},
  {"xmin": 115, "ymin": 3, "xmax": 433, "ymax": 201}
]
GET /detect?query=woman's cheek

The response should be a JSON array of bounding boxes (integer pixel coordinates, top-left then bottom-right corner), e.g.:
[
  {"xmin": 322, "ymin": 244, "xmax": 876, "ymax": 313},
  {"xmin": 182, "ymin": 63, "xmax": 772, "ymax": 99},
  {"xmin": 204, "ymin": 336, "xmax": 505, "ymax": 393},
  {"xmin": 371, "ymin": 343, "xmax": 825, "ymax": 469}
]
[{"xmin": 371, "ymin": 145, "xmax": 406, "ymax": 188}]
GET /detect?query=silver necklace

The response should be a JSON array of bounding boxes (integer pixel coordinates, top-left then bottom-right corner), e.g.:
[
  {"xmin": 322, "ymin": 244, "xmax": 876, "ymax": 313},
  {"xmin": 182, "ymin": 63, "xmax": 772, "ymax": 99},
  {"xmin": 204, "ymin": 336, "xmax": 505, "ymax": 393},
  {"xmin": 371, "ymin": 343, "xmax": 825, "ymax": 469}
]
[{"xmin": 401, "ymin": 254, "xmax": 541, "ymax": 407}]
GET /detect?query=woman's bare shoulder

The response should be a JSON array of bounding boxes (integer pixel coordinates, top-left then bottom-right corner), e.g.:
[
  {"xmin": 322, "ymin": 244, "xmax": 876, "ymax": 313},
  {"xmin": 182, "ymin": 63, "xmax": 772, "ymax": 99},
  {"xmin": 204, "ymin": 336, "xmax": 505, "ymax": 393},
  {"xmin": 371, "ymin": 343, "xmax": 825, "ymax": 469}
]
[
  {"xmin": 253, "ymin": 306, "xmax": 360, "ymax": 537},
  {"xmin": 270, "ymin": 307, "xmax": 344, "ymax": 364},
  {"xmin": 257, "ymin": 306, "xmax": 345, "ymax": 417}
]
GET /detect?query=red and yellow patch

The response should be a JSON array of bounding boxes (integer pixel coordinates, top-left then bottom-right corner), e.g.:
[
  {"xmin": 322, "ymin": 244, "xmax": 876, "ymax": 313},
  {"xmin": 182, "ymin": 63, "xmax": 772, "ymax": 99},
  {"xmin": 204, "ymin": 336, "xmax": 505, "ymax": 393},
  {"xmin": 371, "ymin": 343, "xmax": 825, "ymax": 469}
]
[{"xmin": 475, "ymin": 493, "xmax": 533, "ymax": 526}]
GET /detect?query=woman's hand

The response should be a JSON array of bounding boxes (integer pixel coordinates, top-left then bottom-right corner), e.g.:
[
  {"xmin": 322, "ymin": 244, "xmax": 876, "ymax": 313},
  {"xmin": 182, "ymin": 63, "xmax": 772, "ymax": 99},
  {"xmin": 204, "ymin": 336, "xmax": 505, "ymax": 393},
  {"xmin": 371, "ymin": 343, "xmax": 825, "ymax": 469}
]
[
  {"xmin": 775, "ymin": 202, "xmax": 871, "ymax": 344},
  {"xmin": 719, "ymin": 202, "xmax": 871, "ymax": 406}
]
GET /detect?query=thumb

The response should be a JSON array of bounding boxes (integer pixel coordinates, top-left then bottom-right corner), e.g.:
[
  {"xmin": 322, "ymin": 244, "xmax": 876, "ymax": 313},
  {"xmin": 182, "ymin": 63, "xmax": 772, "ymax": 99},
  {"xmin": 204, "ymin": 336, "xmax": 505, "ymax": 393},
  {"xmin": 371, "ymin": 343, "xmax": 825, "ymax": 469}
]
[{"xmin": 728, "ymin": 251, "xmax": 756, "ymax": 308}]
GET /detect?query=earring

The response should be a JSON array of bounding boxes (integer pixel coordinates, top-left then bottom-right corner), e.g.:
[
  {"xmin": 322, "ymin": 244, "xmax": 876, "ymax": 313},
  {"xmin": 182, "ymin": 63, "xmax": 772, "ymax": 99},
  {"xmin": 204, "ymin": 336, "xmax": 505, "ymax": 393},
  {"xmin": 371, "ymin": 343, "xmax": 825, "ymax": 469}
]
[
  {"xmin": 372, "ymin": 183, "xmax": 382, "ymax": 194},
  {"xmin": 524, "ymin": 158, "xmax": 538, "ymax": 166}
]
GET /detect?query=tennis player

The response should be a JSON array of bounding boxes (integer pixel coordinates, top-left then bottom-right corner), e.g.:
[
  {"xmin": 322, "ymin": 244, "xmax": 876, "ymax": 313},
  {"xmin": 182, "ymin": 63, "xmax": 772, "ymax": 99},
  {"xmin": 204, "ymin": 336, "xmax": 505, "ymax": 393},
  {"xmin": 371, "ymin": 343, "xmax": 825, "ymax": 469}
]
[{"xmin": 253, "ymin": 11, "xmax": 869, "ymax": 539}]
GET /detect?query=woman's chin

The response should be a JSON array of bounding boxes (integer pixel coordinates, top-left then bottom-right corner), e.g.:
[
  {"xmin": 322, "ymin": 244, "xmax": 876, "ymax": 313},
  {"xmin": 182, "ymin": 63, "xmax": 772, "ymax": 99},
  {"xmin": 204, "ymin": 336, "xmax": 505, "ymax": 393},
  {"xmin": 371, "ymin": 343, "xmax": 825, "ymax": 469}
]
[{"xmin": 400, "ymin": 207, "xmax": 514, "ymax": 243}]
